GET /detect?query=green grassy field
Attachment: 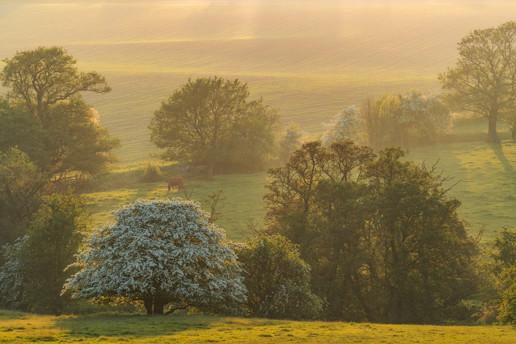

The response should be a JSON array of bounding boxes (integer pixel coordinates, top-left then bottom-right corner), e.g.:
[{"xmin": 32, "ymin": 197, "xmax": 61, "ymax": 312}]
[
  {"xmin": 86, "ymin": 171, "xmax": 268, "ymax": 241},
  {"xmin": 0, "ymin": 310, "xmax": 514, "ymax": 344},
  {"xmin": 85, "ymin": 118, "xmax": 516, "ymax": 242}
]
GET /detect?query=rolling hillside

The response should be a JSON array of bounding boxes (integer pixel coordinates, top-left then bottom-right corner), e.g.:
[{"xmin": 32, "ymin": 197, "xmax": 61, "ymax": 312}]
[
  {"xmin": 2, "ymin": 1, "xmax": 516, "ymax": 238},
  {"xmin": 2, "ymin": 0, "xmax": 516, "ymax": 162}
]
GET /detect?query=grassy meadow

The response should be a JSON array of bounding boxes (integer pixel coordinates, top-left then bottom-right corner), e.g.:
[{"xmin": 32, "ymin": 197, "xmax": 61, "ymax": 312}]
[
  {"xmin": 85, "ymin": 118, "xmax": 516, "ymax": 242},
  {"xmin": 0, "ymin": 310, "xmax": 515, "ymax": 344}
]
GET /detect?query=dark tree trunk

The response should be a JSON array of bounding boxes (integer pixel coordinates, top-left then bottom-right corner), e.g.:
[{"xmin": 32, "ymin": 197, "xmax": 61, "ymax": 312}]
[
  {"xmin": 144, "ymin": 296, "xmax": 153, "ymax": 315},
  {"xmin": 144, "ymin": 294, "xmax": 168, "ymax": 315},
  {"xmin": 388, "ymin": 291, "xmax": 402, "ymax": 324},
  {"xmin": 488, "ymin": 112, "xmax": 500, "ymax": 143},
  {"xmin": 153, "ymin": 295, "xmax": 166, "ymax": 315}
]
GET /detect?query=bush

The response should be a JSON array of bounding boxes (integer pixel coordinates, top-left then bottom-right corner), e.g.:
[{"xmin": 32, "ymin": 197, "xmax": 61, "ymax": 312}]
[
  {"xmin": 237, "ymin": 234, "xmax": 323, "ymax": 320},
  {"xmin": 139, "ymin": 163, "xmax": 163, "ymax": 183}
]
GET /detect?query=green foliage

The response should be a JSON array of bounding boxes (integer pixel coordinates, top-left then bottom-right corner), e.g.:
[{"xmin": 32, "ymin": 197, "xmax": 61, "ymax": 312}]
[
  {"xmin": 0, "ymin": 193, "xmax": 88, "ymax": 314},
  {"xmin": 491, "ymin": 228, "xmax": 516, "ymax": 324},
  {"xmin": 0, "ymin": 147, "xmax": 51, "ymax": 244},
  {"xmin": 44, "ymin": 98, "xmax": 120, "ymax": 178},
  {"xmin": 0, "ymin": 46, "xmax": 110, "ymax": 120},
  {"xmin": 440, "ymin": 21, "xmax": 516, "ymax": 143},
  {"xmin": 22, "ymin": 193, "xmax": 88, "ymax": 314},
  {"xmin": 322, "ymin": 106, "xmax": 362, "ymax": 146},
  {"xmin": 0, "ymin": 99, "xmax": 49, "ymax": 168},
  {"xmin": 237, "ymin": 234, "xmax": 322, "ymax": 320},
  {"xmin": 149, "ymin": 76, "xmax": 279, "ymax": 178},
  {"xmin": 265, "ymin": 140, "xmax": 480, "ymax": 323},
  {"xmin": 277, "ymin": 123, "xmax": 304, "ymax": 164},
  {"xmin": 492, "ymin": 228, "xmax": 516, "ymax": 272},
  {"xmin": 139, "ymin": 163, "xmax": 163, "ymax": 183},
  {"xmin": 360, "ymin": 92, "xmax": 451, "ymax": 150},
  {"xmin": 499, "ymin": 265, "xmax": 516, "ymax": 324},
  {"xmin": 0, "ymin": 47, "xmax": 119, "ymax": 179}
]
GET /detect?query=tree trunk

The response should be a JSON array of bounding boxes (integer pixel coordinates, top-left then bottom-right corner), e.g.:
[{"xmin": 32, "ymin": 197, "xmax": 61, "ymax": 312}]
[
  {"xmin": 144, "ymin": 296, "xmax": 153, "ymax": 315},
  {"xmin": 488, "ymin": 112, "xmax": 500, "ymax": 143}
]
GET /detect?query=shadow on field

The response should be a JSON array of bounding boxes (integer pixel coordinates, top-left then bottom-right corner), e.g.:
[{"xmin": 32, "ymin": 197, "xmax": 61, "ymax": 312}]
[
  {"xmin": 490, "ymin": 142, "xmax": 516, "ymax": 174},
  {"xmin": 54, "ymin": 313, "xmax": 215, "ymax": 339}
]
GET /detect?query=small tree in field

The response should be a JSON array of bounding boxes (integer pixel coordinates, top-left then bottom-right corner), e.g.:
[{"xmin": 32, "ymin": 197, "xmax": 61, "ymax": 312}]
[{"xmin": 65, "ymin": 199, "xmax": 246, "ymax": 315}]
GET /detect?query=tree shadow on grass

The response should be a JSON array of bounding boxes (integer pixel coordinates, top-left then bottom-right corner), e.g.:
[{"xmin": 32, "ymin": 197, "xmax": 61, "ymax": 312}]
[
  {"xmin": 490, "ymin": 142, "xmax": 516, "ymax": 175},
  {"xmin": 53, "ymin": 313, "xmax": 216, "ymax": 339}
]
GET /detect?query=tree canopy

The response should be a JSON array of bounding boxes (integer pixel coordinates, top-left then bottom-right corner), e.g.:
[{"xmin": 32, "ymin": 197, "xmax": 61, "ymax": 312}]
[
  {"xmin": 1, "ymin": 46, "xmax": 110, "ymax": 124},
  {"xmin": 0, "ymin": 47, "xmax": 118, "ymax": 178},
  {"xmin": 237, "ymin": 234, "xmax": 322, "ymax": 320},
  {"xmin": 0, "ymin": 193, "xmax": 87, "ymax": 314},
  {"xmin": 440, "ymin": 21, "xmax": 516, "ymax": 142},
  {"xmin": 360, "ymin": 92, "xmax": 451, "ymax": 150},
  {"xmin": 65, "ymin": 199, "xmax": 246, "ymax": 315},
  {"xmin": 0, "ymin": 148, "xmax": 51, "ymax": 245},
  {"xmin": 265, "ymin": 140, "xmax": 480, "ymax": 323},
  {"xmin": 149, "ymin": 76, "xmax": 279, "ymax": 178}
]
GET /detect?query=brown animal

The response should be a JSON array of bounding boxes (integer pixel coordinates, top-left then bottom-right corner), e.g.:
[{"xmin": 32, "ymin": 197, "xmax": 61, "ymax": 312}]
[{"xmin": 167, "ymin": 177, "xmax": 184, "ymax": 191}]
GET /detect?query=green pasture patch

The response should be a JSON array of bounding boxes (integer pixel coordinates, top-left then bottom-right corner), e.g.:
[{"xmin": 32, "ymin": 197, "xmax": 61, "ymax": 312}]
[
  {"xmin": 408, "ymin": 122, "xmax": 516, "ymax": 240},
  {"xmin": 86, "ymin": 119, "xmax": 516, "ymax": 242},
  {"xmin": 86, "ymin": 172, "xmax": 268, "ymax": 241},
  {"xmin": 0, "ymin": 310, "xmax": 514, "ymax": 343}
]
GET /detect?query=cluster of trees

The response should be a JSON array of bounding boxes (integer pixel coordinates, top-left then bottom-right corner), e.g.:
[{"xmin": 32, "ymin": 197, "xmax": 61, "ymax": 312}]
[
  {"xmin": 0, "ymin": 47, "xmax": 118, "ymax": 314},
  {"xmin": 321, "ymin": 20, "xmax": 516, "ymax": 153},
  {"xmin": 2, "ymin": 19, "xmax": 516, "ymax": 323},
  {"xmin": 0, "ymin": 193, "xmax": 88, "ymax": 314},
  {"xmin": 2, "ymin": 142, "xmax": 513, "ymax": 324},
  {"xmin": 265, "ymin": 140, "xmax": 480, "ymax": 323},
  {"xmin": 322, "ymin": 92, "xmax": 452, "ymax": 151},
  {"xmin": 1, "ymin": 198, "xmax": 322, "ymax": 319},
  {"xmin": 0, "ymin": 47, "xmax": 118, "ymax": 244},
  {"xmin": 0, "ymin": 47, "xmax": 119, "ymax": 179}
]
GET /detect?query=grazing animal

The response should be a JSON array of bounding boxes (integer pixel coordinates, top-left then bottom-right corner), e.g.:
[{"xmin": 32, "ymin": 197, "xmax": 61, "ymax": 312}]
[{"xmin": 167, "ymin": 177, "xmax": 184, "ymax": 191}]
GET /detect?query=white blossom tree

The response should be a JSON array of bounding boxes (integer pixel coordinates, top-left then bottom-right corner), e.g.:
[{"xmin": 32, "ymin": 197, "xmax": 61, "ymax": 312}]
[
  {"xmin": 321, "ymin": 106, "xmax": 361, "ymax": 146},
  {"xmin": 64, "ymin": 199, "xmax": 246, "ymax": 315}
]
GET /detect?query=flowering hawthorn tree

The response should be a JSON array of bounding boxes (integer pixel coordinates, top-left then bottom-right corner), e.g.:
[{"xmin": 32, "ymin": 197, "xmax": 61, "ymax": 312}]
[{"xmin": 64, "ymin": 199, "xmax": 246, "ymax": 315}]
